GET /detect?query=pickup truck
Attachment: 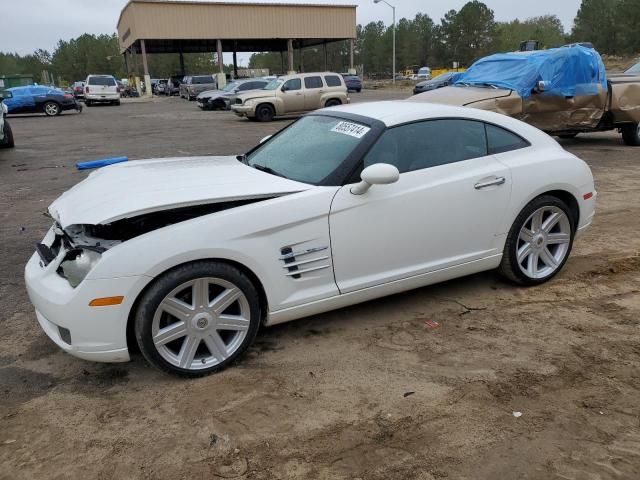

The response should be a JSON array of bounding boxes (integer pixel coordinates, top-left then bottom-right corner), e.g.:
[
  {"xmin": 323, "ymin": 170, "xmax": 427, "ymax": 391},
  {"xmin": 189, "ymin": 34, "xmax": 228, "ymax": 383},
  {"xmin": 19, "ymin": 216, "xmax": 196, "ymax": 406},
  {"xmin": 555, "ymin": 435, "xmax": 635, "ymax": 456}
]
[{"xmin": 412, "ymin": 46, "xmax": 640, "ymax": 146}]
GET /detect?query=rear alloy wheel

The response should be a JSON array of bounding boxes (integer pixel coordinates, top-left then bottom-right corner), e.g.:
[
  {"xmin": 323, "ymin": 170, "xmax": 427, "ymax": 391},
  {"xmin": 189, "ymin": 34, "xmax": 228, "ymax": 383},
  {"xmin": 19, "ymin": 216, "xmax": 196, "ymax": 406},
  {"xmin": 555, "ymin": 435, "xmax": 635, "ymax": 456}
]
[
  {"xmin": 44, "ymin": 101, "xmax": 61, "ymax": 116},
  {"xmin": 621, "ymin": 123, "xmax": 640, "ymax": 146},
  {"xmin": 499, "ymin": 195, "xmax": 574, "ymax": 285},
  {"xmin": 135, "ymin": 261, "xmax": 261, "ymax": 377},
  {"xmin": 255, "ymin": 103, "xmax": 275, "ymax": 122}
]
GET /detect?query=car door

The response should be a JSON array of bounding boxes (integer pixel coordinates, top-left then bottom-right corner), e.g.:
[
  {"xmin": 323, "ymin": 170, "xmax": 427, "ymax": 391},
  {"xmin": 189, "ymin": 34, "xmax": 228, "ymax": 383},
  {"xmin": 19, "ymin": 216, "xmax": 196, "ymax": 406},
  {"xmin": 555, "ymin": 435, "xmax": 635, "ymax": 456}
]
[
  {"xmin": 329, "ymin": 119, "xmax": 512, "ymax": 293},
  {"xmin": 303, "ymin": 75, "xmax": 324, "ymax": 109},
  {"xmin": 281, "ymin": 78, "xmax": 304, "ymax": 113},
  {"xmin": 5, "ymin": 88, "xmax": 34, "ymax": 113}
]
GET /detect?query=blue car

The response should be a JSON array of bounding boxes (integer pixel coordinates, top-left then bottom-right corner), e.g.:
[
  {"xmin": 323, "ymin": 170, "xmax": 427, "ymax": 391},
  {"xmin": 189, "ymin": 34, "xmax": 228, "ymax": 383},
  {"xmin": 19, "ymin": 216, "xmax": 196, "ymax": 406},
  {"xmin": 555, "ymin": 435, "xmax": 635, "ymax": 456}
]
[
  {"xmin": 341, "ymin": 74, "xmax": 362, "ymax": 92},
  {"xmin": 4, "ymin": 85, "xmax": 82, "ymax": 116}
]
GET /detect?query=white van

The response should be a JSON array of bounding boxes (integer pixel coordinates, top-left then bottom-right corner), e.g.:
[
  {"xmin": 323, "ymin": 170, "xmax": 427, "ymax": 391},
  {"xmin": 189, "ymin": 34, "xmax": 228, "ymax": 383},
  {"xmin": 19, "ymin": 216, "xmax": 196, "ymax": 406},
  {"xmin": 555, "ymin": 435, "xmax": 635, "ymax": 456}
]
[{"xmin": 85, "ymin": 75, "xmax": 120, "ymax": 106}]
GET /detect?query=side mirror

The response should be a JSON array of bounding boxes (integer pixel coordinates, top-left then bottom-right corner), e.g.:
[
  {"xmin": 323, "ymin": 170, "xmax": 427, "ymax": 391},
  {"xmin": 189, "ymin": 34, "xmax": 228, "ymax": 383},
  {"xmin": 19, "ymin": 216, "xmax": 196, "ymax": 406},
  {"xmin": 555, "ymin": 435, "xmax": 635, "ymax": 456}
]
[
  {"xmin": 259, "ymin": 134, "xmax": 272, "ymax": 144},
  {"xmin": 281, "ymin": 85, "xmax": 289, "ymax": 92},
  {"xmin": 350, "ymin": 163, "xmax": 400, "ymax": 195}
]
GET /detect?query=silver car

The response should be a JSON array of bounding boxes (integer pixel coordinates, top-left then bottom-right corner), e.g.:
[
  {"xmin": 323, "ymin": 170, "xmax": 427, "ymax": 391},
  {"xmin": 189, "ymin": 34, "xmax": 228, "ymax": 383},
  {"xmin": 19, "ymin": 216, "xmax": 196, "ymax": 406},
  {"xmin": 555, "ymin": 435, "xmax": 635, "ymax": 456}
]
[{"xmin": 196, "ymin": 78, "xmax": 270, "ymax": 110}]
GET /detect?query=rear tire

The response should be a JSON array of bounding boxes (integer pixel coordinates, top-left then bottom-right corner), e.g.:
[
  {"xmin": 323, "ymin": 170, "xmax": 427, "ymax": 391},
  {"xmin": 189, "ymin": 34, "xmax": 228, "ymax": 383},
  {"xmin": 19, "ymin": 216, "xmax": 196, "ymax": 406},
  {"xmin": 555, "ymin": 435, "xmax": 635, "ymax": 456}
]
[
  {"xmin": 325, "ymin": 99, "xmax": 342, "ymax": 107},
  {"xmin": 621, "ymin": 123, "xmax": 640, "ymax": 146},
  {"xmin": 255, "ymin": 103, "xmax": 275, "ymax": 122},
  {"xmin": 1, "ymin": 120, "xmax": 15, "ymax": 148},
  {"xmin": 134, "ymin": 261, "xmax": 262, "ymax": 377},
  {"xmin": 499, "ymin": 195, "xmax": 575, "ymax": 286},
  {"xmin": 85, "ymin": 100, "xmax": 92, "ymax": 107}
]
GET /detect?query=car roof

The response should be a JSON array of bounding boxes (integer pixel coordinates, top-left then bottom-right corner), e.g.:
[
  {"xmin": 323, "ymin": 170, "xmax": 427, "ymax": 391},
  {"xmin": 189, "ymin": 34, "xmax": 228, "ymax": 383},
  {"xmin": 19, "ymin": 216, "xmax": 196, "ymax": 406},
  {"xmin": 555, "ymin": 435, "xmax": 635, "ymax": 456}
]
[
  {"xmin": 323, "ymin": 100, "xmax": 555, "ymax": 143},
  {"xmin": 280, "ymin": 72, "xmax": 341, "ymax": 80}
]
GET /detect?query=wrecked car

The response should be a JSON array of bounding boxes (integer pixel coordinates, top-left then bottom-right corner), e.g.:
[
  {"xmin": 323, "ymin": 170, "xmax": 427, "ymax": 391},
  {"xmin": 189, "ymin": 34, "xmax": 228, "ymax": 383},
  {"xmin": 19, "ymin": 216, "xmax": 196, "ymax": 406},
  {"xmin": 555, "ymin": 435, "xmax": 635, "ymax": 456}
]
[
  {"xmin": 25, "ymin": 101, "xmax": 595, "ymax": 377},
  {"xmin": 412, "ymin": 46, "xmax": 640, "ymax": 146}
]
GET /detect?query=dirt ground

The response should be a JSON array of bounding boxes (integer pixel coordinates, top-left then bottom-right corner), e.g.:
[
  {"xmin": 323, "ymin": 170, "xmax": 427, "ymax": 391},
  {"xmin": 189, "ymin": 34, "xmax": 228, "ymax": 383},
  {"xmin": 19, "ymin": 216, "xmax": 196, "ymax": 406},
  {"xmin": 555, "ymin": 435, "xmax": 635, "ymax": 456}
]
[{"xmin": 1, "ymin": 91, "xmax": 639, "ymax": 480}]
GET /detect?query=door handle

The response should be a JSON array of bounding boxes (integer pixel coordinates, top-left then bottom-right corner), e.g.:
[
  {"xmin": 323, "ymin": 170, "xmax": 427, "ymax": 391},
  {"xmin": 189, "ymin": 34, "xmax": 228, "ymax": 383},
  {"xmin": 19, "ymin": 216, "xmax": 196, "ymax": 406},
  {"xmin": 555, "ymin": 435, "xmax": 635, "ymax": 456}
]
[{"xmin": 474, "ymin": 176, "xmax": 506, "ymax": 189}]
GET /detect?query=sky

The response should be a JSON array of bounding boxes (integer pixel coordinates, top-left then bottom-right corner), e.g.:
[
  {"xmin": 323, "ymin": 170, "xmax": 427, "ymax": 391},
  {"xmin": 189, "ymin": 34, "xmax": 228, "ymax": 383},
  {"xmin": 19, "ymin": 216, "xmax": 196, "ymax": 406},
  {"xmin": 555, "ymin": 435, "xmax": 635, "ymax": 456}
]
[{"xmin": 3, "ymin": 0, "xmax": 582, "ymax": 64}]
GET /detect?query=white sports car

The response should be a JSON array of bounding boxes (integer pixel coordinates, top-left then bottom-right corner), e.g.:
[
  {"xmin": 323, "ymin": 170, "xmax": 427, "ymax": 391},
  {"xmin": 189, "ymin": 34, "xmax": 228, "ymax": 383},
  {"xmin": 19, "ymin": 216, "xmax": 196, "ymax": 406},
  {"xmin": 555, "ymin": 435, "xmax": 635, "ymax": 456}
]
[{"xmin": 25, "ymin": 101, "xmax": 596, "ymax": 377}]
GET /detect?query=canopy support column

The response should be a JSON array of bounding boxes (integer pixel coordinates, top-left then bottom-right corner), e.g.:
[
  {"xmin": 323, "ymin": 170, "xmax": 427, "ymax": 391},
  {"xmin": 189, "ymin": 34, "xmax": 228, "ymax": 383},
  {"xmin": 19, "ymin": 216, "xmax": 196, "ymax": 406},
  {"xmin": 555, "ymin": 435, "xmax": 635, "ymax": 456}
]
[
  {"xmin": 287, "ymin": 39, "xmax": 294, "ymax": 73},
  {"xmin": 140, "ymin": 39, "xmax": 151, "ymax": 97}
]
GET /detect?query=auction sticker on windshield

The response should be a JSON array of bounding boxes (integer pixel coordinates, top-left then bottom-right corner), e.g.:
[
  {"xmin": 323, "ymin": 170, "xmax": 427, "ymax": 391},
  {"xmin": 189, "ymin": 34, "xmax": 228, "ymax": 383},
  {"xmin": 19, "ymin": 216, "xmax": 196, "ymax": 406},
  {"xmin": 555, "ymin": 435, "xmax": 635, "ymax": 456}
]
[{"xmin": 330, "ymin": 121, "xmax": 371, "ymax": 139}]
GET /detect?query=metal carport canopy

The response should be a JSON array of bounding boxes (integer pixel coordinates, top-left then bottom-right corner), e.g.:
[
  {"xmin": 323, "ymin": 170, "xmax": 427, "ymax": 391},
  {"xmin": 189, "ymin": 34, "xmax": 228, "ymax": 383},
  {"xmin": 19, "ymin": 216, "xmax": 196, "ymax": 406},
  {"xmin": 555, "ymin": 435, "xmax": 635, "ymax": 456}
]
[{"xmin": 116, "ymin": 0, "xmax": 357, "ymax": 54}]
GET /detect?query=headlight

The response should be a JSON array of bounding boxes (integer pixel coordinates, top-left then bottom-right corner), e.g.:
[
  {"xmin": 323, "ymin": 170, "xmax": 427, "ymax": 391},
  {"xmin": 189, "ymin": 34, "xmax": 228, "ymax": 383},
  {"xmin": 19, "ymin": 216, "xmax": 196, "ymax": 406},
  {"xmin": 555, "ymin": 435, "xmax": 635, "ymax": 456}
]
[{"xmin": 58, "ymin": 248, "xmax": 101, "ymax": 287}]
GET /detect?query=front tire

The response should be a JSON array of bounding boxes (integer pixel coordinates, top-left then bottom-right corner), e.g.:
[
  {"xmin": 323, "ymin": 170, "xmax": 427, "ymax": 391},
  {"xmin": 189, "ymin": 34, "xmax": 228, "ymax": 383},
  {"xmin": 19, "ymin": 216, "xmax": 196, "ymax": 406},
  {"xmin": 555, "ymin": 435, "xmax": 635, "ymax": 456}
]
[
  {"xmin": 325, "ymin": 99, "xmax": 342, "ymax": 107},
  {"xmin": 134, "ymin": 261, "xmax": 261, "ymax": 377},
  {"xmin": 499, "ymin": 195, "xmax": 575, "ymax": 285},
  {"xmin": 255, "ymin": 103, "xmax": 275, "ymax": 122},
  {"xmin": 621, "ymin": 123, "xmax": 640, "ymax": 146},
  {"xmin": 43, "ymin": 101, "xmax": 61, "ymax": 116}
]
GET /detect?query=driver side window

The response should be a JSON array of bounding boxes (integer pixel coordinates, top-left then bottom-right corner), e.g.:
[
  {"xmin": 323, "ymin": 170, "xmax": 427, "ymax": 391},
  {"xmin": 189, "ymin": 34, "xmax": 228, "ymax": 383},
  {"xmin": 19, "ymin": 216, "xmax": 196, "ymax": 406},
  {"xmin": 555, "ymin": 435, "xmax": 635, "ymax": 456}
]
[
  {"xmin": 283, "ymin": 79, "xmax": 301, "ymax": 91},
  {"xmin": 363, "ymin": 119, "xmax": 488, "ymax": 174}
]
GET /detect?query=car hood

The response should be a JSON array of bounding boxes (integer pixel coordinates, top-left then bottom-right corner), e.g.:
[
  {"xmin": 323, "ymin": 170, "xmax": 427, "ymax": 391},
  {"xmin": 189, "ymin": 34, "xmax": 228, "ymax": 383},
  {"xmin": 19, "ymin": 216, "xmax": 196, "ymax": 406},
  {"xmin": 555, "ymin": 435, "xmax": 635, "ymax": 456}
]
[
  {"xmin": 412, "ymin": 85, "xmax": 513, "ymax": 105},
  {"xmin": 197, "ymin": 89, "xmax": 231, "ymax": 99},
  {"xmin": 49, "ymin": 156, "xmax": 311, "ymax": 228},
  {"xmin": 236, "ymin": 90, "xmax": 276, "ymax": 102}
]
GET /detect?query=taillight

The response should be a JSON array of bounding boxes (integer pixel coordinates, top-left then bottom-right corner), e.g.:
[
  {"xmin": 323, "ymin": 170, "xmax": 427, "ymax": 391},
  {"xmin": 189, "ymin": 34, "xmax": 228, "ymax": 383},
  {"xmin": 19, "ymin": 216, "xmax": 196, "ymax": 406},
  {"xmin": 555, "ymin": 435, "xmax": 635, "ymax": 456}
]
[
  {"xmin": 64, "ymin": 94, "xmax": 73, "ymax": 99},
  {"xmin": 86, "ymin": 86, "xmax": 90, "ymax": 93},
  {"xmin": 117, "ymin": 87, "xmax": 121, "ymax": 93}
]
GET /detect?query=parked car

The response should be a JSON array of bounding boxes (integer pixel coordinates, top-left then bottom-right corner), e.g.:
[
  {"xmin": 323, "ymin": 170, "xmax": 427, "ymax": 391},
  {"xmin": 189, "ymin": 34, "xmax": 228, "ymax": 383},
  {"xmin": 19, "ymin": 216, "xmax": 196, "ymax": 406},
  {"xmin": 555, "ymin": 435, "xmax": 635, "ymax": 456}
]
[
  {"xmin": 413, "ymin": 46, "xmax": 640, "ymax": 146},
  {"xmin": 341, "ymin": 74, "xmax": 362, "ymax": 92},
  {"xmin": 150, "ymin": 78, "xmax": 160, "ymax": 94},
  {"xmin": 180, "ymin": 75, "xmax": 217, "ymax": 100},
  {"xmin": 232, "ymin": 72, "xmax": 349, "ymax": 121},
  {"xmin": 0, "ymin": 90, "xmax": 15, "ymax": 148},
  {"xmin": 3, "ymin": 85, "xmax": 82, "ymax": 116},
  {"xmin": 24, "ymin": 101, "xmax": 595, "ymax": 376},
  {"xmin": 196, "ymin": 78, "xmax": 270, "ymax": 110},
  {"xmin": 155, "ymin": 79, "xmax": 169, "ymax": 95},
  {"xmin": 413, "ymin": 72, "xmax": 463, "ymax": 95},
  {"xmin": 417, "ymin": 66, "xmax": 432, "ymax": 80},
  {"xmin": 72, "ymin": 81, "xmax": 85, "ymax": 100},
  {"xmin": 164, "ymin": 76, "xmax": 183, "ymax": 96},
  {"xmin": 84, "ymin": 75, "xmax": 120, "ymax": 106}
]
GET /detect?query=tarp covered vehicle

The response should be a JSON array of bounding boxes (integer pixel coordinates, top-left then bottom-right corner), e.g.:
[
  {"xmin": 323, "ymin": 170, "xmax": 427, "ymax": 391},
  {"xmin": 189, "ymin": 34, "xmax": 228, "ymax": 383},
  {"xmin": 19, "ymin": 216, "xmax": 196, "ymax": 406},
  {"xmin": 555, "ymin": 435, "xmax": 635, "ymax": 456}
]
[{"xmin": 412, "ymin": 46, "xmax": 640, "ymax": 145}]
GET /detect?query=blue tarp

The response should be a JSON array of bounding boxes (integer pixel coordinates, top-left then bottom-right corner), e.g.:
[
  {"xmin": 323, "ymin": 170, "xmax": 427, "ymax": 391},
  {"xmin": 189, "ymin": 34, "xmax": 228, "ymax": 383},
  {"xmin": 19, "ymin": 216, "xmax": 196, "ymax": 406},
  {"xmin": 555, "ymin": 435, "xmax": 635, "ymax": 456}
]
[{"xmin": 454, "ymin": 46, "xmax": 608, "ymax": 98}]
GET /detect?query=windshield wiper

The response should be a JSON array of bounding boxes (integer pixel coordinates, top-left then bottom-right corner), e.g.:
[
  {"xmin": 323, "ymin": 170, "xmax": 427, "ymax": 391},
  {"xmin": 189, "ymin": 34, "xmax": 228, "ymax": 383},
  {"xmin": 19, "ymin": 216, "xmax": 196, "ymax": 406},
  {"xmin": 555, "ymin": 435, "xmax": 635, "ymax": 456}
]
[{"xmin": 252, "ymin": 163, "xmax": 286, "ymax": 178}]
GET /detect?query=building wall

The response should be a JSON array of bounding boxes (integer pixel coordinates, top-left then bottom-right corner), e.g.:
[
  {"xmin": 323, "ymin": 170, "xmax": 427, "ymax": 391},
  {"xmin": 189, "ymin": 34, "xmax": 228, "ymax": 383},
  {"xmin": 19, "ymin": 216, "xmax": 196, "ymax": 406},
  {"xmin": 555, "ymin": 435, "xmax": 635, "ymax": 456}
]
[{"xmin": 118, "ymin": 1, "xmax": 357, "ymax": 52}]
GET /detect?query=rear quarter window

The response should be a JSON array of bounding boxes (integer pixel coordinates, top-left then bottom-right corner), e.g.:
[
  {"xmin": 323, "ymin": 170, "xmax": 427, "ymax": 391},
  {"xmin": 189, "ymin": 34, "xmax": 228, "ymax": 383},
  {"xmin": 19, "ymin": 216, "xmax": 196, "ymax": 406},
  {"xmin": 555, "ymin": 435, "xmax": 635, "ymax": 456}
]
[
  {"xmin": 324, "ymin": 75, "xmax": 342, "ymax": 87},
  {"xmin": 485, "ymin": 124, "xmax": 530, "ymax": 154}
]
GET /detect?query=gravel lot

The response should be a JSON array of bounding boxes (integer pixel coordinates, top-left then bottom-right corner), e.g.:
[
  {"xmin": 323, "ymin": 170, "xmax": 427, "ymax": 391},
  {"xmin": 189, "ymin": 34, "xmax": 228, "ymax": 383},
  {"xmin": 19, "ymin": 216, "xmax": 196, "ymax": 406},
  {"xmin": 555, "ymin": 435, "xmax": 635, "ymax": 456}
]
[{"xmin": 1, "ymin": 91, "xmax": 639, "ymax": 480}]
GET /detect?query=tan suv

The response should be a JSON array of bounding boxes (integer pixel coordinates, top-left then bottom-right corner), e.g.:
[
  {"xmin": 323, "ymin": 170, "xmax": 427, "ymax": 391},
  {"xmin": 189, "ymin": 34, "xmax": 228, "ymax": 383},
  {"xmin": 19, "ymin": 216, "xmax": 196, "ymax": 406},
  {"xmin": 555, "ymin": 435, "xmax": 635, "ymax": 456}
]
[{"xmin": 231, "ymin": 72, "xmax": 349, "ymax": 121}]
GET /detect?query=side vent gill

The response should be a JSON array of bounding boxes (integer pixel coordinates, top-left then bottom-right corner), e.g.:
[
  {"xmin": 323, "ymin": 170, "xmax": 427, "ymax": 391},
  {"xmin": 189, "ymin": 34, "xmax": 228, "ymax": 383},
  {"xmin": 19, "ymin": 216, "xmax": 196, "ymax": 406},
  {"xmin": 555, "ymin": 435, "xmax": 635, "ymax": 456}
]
[{"xmin": 279, "ymin": 245, "xmax": 330, "ymax": 279}]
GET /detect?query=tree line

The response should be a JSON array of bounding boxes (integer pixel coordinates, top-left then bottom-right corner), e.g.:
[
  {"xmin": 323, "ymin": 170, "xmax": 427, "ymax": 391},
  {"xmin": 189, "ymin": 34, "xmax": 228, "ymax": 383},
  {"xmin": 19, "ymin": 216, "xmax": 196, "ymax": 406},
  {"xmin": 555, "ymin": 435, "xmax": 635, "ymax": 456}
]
[{"xmin": 1, "ymin": 0, "xmax": 638, "ymax": 84}]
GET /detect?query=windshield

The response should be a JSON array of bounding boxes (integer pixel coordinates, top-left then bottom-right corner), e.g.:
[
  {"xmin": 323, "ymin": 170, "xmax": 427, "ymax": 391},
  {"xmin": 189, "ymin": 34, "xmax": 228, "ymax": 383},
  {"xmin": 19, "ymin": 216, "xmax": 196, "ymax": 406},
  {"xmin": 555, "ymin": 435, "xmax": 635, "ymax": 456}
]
[
  {"xmin": 626, "ymin": 62, "xmax": 640, "ymax": 74},
  {"xmin": 222, "ymin": 82, "xmax": 237, "ymax": 92},
  {"xmin": 246, "ymin": 115, "xmax": 371, "ymax": 185},
  {"xmin": 264, "ymin": 79, "xmax": 283, "ymax": 90}
]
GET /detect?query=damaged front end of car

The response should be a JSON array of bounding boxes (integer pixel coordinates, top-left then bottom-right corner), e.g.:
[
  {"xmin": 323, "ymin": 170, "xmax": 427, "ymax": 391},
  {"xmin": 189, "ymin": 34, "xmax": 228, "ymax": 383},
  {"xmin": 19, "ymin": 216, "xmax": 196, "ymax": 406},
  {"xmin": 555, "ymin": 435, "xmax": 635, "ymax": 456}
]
[{"xmin": 41, "ymin": 199, "xmax": 268, "ymax": 288}]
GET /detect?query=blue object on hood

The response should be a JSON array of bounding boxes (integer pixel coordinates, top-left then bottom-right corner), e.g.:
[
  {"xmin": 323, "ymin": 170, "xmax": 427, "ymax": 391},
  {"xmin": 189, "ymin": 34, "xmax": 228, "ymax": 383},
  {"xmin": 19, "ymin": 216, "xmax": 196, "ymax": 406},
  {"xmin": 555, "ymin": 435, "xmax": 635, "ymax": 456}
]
[
  {"xmin": 76, "ymin": 156, "xmax": 128, "ymax": 170},
  {"xmin": 454, "ymin": 46, "xmax": 608, "ymax": 98}
]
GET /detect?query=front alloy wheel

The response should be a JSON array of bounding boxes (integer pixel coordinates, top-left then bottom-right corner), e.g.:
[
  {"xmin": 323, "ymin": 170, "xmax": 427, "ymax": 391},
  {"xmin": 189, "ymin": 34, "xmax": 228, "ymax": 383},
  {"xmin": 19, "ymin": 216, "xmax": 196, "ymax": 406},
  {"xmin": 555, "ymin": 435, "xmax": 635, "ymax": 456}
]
[
  {"xmin": 44, "ymin": 101, "xmax": 61, "ymax": 116},
  {"xmin": 135, "ymin": 261, "xmax": 261, "ymax": 377},
  {"xmin": 500, "ymin": 196, "xmax": 574, "ymax": 285}
]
